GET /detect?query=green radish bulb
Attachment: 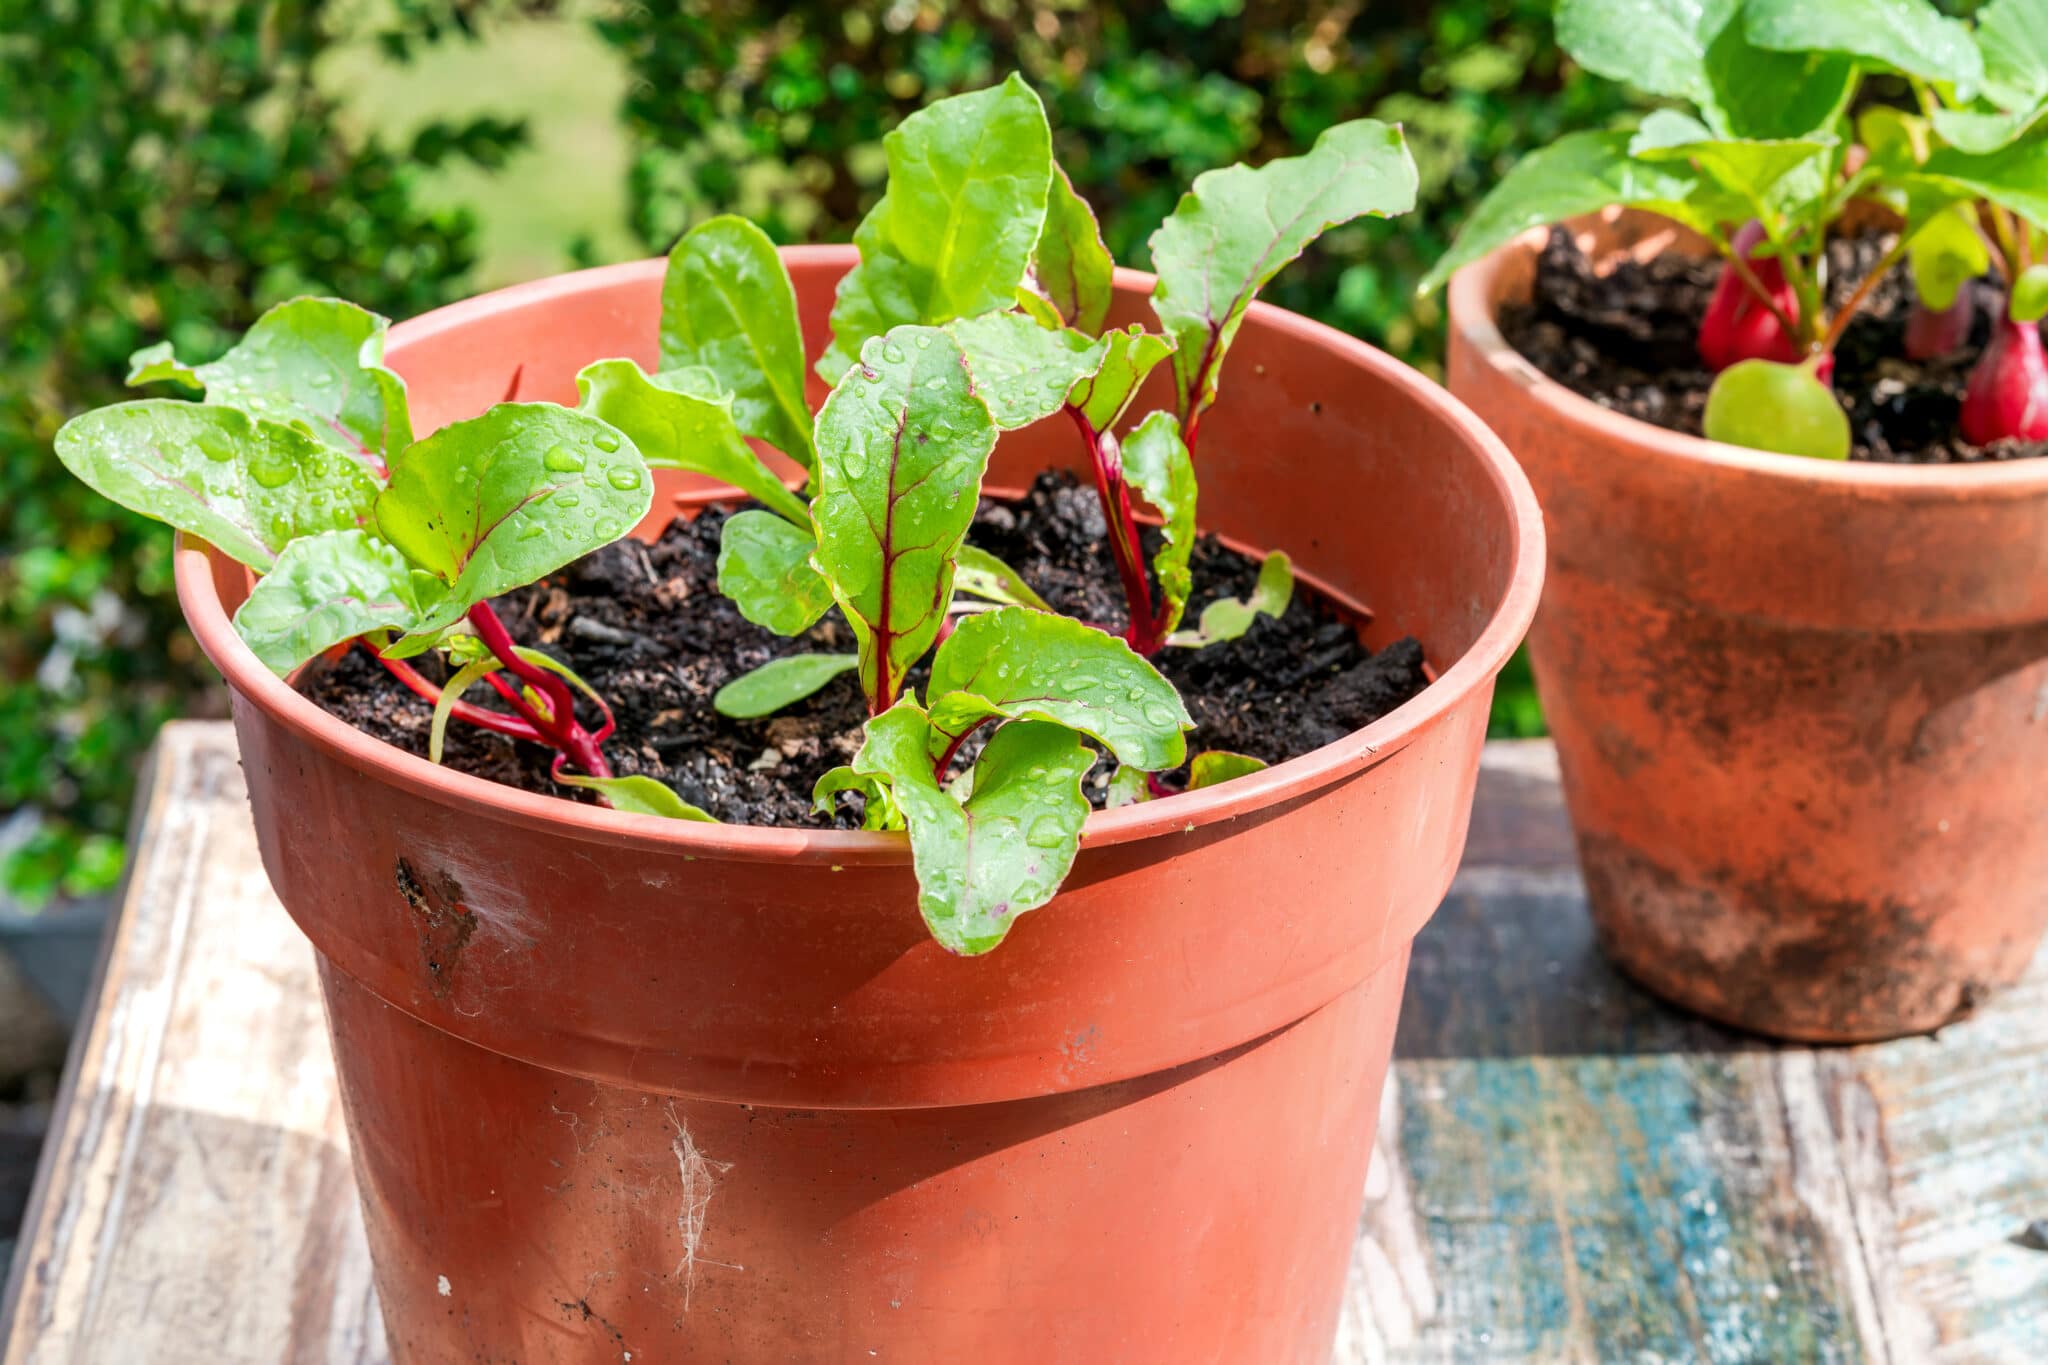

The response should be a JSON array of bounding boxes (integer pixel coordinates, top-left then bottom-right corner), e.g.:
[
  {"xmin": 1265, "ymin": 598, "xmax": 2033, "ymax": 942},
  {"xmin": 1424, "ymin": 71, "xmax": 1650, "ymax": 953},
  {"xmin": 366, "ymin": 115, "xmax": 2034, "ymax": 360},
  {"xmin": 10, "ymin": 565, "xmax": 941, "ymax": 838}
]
[{"xmin": 1702, "ymin": 357, "xmax": 1850, "ymax": 461}]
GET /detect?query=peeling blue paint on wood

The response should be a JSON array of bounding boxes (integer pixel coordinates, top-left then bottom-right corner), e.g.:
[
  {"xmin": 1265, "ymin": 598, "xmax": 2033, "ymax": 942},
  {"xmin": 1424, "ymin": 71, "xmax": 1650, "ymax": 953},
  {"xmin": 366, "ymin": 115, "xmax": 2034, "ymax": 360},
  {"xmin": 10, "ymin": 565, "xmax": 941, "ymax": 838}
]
[{"xmin": 1347, "ymin": 743, "xmax": 2048, "ymax": 1364}]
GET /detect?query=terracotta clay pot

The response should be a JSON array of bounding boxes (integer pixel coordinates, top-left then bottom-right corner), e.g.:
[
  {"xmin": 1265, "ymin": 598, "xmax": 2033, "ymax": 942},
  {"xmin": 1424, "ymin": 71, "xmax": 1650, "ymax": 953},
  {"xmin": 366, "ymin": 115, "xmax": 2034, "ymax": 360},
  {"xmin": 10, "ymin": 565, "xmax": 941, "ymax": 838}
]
[
  {"xmin": 175, "ymin": 251, "xmax": 1542, "ymax": 1363},
  {"xmin": 1449, "ymin": 211, "xmax": 2048, "ymax": 1043}
]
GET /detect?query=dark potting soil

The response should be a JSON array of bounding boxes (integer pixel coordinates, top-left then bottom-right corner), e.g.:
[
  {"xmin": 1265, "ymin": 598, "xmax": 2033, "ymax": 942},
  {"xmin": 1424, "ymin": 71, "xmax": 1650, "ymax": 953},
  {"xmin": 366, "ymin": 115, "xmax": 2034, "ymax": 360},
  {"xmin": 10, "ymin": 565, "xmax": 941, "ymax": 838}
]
[
  {"xmin": 302, "ymin": 473, "xmax": 1431, "ymax": 828},
  {"xmin": 1500, "ymin": 227, "xmax": 2048, "ymax": 465}
]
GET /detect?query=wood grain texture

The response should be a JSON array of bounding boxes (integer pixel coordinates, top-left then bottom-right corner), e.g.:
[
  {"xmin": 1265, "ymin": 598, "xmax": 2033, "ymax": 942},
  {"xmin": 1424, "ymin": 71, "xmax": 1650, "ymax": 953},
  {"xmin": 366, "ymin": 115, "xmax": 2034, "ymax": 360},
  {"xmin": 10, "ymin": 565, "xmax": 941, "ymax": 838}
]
[
  {"xmin": 1350, "ymin": 743, "xmax": 2048, "ymax": 1365},
  {"xmin": 0, "ymin": 724, "xmax": 384, "ymax": 1365},
  {"xmin": 1, "ymin": 726, "xmax": 2042, "ymax": 1363}
]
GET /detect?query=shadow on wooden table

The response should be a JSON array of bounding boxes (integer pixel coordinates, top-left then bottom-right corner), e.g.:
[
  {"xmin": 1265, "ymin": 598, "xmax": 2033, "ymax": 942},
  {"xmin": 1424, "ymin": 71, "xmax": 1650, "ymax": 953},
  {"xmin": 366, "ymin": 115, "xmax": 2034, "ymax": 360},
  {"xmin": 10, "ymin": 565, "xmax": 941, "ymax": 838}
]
[{"xmin": 1342, "ymin": 743, "xmax": 2048, "ymax": 1363}]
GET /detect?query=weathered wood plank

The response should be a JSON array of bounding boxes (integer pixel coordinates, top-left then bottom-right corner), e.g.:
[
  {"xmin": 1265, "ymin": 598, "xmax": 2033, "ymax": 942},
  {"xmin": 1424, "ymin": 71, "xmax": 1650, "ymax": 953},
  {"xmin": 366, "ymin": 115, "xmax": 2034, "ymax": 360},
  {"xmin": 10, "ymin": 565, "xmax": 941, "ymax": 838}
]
[
  {"xmin": 3, "ymin": 726, "xmax": 2043, "ymax": 1363},
  {"xmin": 1353, "ymin": 741, "xmax": 2048, "ymax": 1365},
  {"xmin": 0, "ymin": 723, "xmax": 384, "ymax": 1365}
]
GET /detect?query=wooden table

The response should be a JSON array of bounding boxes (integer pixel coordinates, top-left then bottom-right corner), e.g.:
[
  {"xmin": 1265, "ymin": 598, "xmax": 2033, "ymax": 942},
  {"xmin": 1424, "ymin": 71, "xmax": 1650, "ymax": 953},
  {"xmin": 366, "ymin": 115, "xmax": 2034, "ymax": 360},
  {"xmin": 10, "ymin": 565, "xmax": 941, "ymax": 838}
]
[{"xmin": 3, "ymin": 722, "xmax": 2043, "ymax": 1363}]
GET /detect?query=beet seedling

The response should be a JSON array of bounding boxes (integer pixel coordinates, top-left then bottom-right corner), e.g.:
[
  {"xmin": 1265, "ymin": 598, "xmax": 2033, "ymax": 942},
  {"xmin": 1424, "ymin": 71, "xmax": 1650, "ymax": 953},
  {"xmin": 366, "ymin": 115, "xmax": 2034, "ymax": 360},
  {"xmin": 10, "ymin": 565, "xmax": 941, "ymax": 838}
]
[
  {"xmin": 607, "ymin": 77, "xmax": 1416, "ymax": 950},
  {"xmin": 56, "ymin": 298, "xmax": 671, "ymax": 804}
]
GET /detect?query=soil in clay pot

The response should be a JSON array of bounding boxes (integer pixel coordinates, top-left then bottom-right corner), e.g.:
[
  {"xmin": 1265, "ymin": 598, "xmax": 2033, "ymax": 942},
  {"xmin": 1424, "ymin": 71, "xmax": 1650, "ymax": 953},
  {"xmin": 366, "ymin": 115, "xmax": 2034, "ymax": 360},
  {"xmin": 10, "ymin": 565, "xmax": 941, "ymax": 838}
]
[
  {"xmin": 304, "ymin": 472, "xmax": 1430, "ymax": 827},
  {"xmin": 1502, "ymin": 227, "xmax": 2048, "ymax": 465}
]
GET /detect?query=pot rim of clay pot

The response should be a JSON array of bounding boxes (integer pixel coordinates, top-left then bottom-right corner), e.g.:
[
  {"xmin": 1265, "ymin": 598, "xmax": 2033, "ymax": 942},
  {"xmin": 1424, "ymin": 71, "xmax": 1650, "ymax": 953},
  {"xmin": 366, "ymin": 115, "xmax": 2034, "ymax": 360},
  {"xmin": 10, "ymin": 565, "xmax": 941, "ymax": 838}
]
[
  {"xmin": 1449, "ymin": 210, "xmax": 2048, "ymax": 505},
  {"xmin": 176, "ymin": 250, "xmax": 1544, "ymax": 865}
]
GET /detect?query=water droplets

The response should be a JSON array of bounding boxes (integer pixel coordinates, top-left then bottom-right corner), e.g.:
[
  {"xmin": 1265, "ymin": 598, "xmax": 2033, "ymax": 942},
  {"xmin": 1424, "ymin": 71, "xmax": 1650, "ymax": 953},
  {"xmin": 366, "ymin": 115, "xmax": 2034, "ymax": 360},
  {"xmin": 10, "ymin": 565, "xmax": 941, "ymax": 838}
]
[
  {"xmin": 881, "ymin": 341, "xmax": 907, "ymax": 365},
  {"xmin": 307, "ymin": 371, "xmax": 334, "ymax": 388},
  {"xmin": 592, "ymin": 429, "xmax": 622, "ymax": 453},
  {"xmin": 605, "ymin": 466, "xmax": 643, "ymax": 492},
  {"xmin": 912, "ymin": 332, "xmax": 934, "ymax": 351},
  {"xmin": 1142, "ymin": 702, "xmax": 1179, "ymax": 728},
  {"xmin": 554, "ymin": 491, "xmax": 582, "ymax": 509},
  {"xmin": 249, "ymin": 453, "xmax": 296, "ymax": 489},
  {"xmin": 196, "ymin": 428, "xmax": 236, "ymax": 463},
  {"xmin": 1026, "ymin": 815, "xmax": 1068, "ymax": 850},
  {"xmin": 543, "ymin": 444, "xmax": 586, "ymax": 474}
]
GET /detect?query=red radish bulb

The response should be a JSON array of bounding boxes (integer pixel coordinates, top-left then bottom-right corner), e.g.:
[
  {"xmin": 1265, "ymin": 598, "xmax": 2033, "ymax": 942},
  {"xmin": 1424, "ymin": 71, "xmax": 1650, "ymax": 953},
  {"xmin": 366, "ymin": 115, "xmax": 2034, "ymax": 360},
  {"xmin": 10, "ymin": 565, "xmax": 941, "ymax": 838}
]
[
  {"xmin": 1961, "ymin": 318, "xmax": 2048, "ymax": 445},
  {"xmin": 1700, "ymin": 221, "xmax": 1818, "ymax": 375},
  {"xmin": 1905, "ymin": 291, "xmax": 1976, "ymax": 361}
]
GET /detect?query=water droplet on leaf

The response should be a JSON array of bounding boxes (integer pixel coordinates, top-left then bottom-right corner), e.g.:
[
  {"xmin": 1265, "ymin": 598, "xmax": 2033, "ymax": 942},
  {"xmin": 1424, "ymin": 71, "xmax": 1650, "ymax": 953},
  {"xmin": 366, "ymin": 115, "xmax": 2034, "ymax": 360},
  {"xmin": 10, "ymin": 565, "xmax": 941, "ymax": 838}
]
[
  {"xmin": 250, "ymin": 456, "xmax": 295, "ymax": 488},
  {"xmin": 543, "ymin": 445, "xmax": 586, "ymax": 473},
  {"xmin": 592, "ymin": 430, "xmax": 621, "ymax": 453},
  {"xmin": 605, "ymin": 466, "xmax": 642, "ymax": 491},
  {"xmin": 1027, "ymin": 816, "xmax": 1068, "ymax": 849}
]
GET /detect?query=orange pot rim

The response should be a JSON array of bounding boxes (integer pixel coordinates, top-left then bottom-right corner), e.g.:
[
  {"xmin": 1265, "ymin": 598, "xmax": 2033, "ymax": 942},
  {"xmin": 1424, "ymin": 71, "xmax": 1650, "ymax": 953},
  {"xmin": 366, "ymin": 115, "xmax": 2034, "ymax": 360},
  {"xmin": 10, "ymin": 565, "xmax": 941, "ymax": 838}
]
[
  {"xmin": 1448, "ymin": 217, "xmax": 2048, "ymax": 507},
  {"xmin": 176, "ymin": 251, "xmax": 1545, "ymax": 866}
]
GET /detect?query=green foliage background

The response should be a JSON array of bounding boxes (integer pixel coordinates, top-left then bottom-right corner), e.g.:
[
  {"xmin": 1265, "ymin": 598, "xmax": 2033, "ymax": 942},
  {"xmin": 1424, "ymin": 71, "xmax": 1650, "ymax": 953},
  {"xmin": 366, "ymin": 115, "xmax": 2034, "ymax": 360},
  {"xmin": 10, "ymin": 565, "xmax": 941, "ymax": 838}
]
[{"xmin": 3, "ymin": 0, "xmax": 1635, "ymax": 900}]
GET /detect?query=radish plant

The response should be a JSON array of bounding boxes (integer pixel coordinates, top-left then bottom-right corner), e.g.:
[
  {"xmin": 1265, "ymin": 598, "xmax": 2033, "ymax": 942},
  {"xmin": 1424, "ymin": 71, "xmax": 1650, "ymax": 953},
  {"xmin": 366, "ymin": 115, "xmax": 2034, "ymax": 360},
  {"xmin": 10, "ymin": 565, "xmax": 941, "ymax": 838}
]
[{"xmin": 1426, "ymin": 0, "xmax": 2048, "ymax": 458}]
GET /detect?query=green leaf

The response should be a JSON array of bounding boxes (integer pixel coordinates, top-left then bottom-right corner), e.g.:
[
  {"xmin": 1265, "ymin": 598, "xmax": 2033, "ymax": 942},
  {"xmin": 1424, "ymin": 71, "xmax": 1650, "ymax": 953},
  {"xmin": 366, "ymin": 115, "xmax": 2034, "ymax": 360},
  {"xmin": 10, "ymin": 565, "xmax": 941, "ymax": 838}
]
[
  {"xmin": 1923, "ymin": 136, "xmax": 2048, "ymax": 227},
  {"xmin": 713, "ymin": 653, "xmax": 859, "ymax": 718},
  {"xmin": 1421, "ymin": 132, "xmax": 1705, "ymax": 295},
  {"xmin": 230, "ymin": 529, "xmax": 433, "ymax": 674},
  {"xmin": 556, "ymin": 773, "xmax": 717, "ymax": 821},
  {"xmin": 947, "ymin": 311, "xmax": 1112, "ymax": 430},
  {"xmin": 1932, "ymin": 0, "xmax": 2048, "ymax": 152},
  {"xmin": 1067, "ymin": 326, "xmax": 1176, "ymax": 433},
  {"xmin": 1858, "ymin": 106, "xmax": 1934, "ymax": 175},
  {"xmin": 53, "ymin": 400, "xmax": 382, "ymax": 571},
  {"xmin": 2013, "ymin": 264, "xmax": 2048, "ymax": 323},
  {"xmin": 1188, "ymin": 750, "xmax": 1267, "ymax": 789},
  {"xmin": 1105, "ymin": 766, "xmax": 1152, "ymax": 808},
  {"xmin": 1555, "ymin": 0, "xmax": 1737, "ymax": 101},
  {"xmin": 575, "ymin": 359, "xmax": 809, "ymax": 525},
  {"xmin": 1908, "ymin": 200, "xmax": 1993, "ymax": 309},
  {"xmin": 1166, "ymin": 550, "xmax": 1294, "ymax": 649},
  {"xmin": 853, "ymin": 702, "xmax": 1093, "ymax": 956},
  {"xmin": 1703, "ymin": 40, "xmax": 1859, "ymax": 142},
  {"xmin": 1151, "ymin": 119, "xmax": 1417, "ymax": 428},
  {"xmin": 125, "ymin": 341, "xmax": 201, "ymax": 391},
  {"xmin": 812, "ymin": 765, "xmax": 905, "ymax": 830},
  {"xmin": 659, "ymin": 215, "xmax": 815, "ymax": 469},
  {"xmin": 374, "ymin": 403, "xmax": 653, "ymax": 637},
  {"xmin": 1627, "ymin": 118, "xmax": 1836, "ymax": 213},
  {"xmin": 428, "ymin": 656, "xmax": 501, "ymax": 764},
  {"xmin": 140, "ymin": 298, "xmax": 414, "ymax": 463},
  {"xmin": 716, "ymin": 509, "xmax": 835, "ymax": 636},
  {"xmin": 1703, "ymin": 359, "xmax": 1850, "ymax": 459},
  {"xmin": 1121, "ymin": 411, "xmax": 1196, "ymax": 637},
  {"xmin": 925, "ymin": 607, "xmax": 1191, "ymax": 772},
  {"xmin": 1553, "ymin": 1, "xmax": 1854, "ymax": 140},
  {"xmin": 811, "ymin": 326, "xmax": 999, "ymax": 708},
  {"xmin": 953, "ymin": 544, "xmax": 1053, "ymax": 611},
  {"xmin": 820, "ymin": 75, "xmax": 1054, "ymax": 382},
  {"xmin": 1745, "ymin": 0, "xmax": 1983, "ymax": 91},
  {"xmin": 1020, "ymin": 164, "xmax": 1115, "ymax": 335},
  {"xmin": 1977, "ymin": 0, "xmax": 2048, "ymax": 103}
]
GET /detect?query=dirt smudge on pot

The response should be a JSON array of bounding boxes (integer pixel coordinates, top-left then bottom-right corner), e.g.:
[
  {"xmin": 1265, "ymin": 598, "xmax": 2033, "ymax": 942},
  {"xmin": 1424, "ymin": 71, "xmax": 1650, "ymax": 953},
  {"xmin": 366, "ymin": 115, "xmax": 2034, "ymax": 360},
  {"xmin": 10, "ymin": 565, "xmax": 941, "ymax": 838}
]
[{"xmin": 396, "ymin": 858, "xmax": 476, "ymax": 1001}]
